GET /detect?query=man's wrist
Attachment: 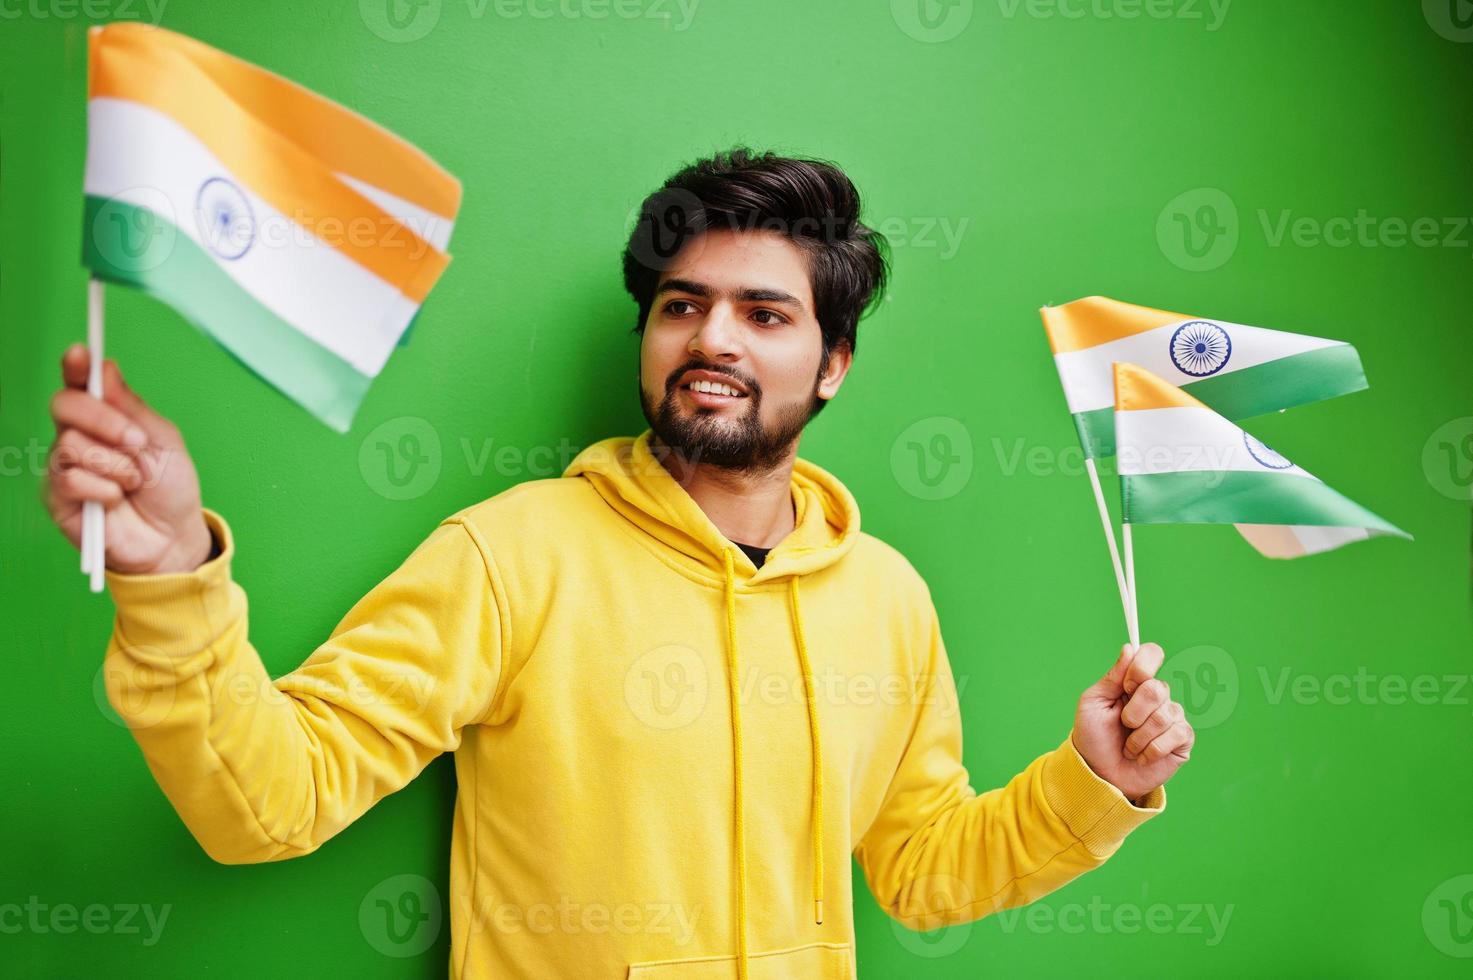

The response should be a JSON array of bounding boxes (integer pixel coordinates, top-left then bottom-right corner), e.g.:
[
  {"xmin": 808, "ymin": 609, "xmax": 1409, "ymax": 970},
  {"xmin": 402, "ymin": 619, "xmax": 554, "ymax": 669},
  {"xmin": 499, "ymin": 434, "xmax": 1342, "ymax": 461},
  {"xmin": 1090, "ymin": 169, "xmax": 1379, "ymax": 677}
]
[
  {"xmin": 142, "ymin": 516, "xmax": 216, "ymax": 575},
  {"xmin": 1069, "ymin": 729, "xmax": 1164, "ymax": 808}
]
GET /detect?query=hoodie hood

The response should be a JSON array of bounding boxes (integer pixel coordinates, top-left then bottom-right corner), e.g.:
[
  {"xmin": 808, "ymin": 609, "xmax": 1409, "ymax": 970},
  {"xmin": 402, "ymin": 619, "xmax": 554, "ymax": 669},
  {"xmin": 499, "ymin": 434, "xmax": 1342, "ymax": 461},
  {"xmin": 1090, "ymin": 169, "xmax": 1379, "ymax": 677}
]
[
  {"xmin": 562, "ymin": 427, "xmax": 861, "ymax": 978},
  {"xmin": 563, "ymin": 427, "xmax": 862, "ymax": 585}
]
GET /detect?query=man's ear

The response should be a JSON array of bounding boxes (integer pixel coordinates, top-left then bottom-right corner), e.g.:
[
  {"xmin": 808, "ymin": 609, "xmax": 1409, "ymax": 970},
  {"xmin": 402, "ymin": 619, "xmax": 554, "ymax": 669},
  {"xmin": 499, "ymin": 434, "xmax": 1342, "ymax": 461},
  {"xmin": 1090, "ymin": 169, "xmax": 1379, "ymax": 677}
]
[{"xmin": 817, "ymin": 340, "xmax": 853, "ymax": 399}]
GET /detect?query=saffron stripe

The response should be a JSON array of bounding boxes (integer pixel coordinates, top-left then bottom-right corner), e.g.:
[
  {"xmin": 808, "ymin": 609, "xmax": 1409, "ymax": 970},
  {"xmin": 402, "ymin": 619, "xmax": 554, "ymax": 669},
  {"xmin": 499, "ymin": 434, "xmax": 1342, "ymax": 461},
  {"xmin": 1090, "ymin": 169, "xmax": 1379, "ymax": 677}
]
[
  {"xmin": 92, "ymin": 23, "xmax": 461, "ymax": 219},
  {"xmin": 85, "ymin": 98, "xmax": 420, "ymax": 378},
  {"xmin": 1041, "ymin": 296, "xmax": 1184, "ymax": 354},
  {"xmin": 90, "ymin": 31, "xmax": 449, "ymax": 303}
]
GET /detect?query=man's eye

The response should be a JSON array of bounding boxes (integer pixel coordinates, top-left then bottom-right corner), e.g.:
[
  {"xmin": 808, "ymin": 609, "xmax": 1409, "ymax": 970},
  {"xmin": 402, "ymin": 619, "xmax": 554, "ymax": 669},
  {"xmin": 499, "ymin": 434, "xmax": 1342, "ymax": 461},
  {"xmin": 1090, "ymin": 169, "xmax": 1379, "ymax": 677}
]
[
  {"xmin": 752, "ymin": 309, "xmax": 786, "ymax": 326},
  {"xmin": 664, "ymin": 300, "xmax": 697, "ymax": 316}
]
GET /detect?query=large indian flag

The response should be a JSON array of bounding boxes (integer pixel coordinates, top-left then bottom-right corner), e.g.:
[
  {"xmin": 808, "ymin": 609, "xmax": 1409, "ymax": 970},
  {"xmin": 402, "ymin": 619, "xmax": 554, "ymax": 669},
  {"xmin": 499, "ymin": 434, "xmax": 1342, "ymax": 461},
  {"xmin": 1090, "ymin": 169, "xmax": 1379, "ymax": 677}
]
[
  {"xmin": 83, "ymin": 23, "xmax": 461, "ymax": 433},
  {"xmin": 1114, "ymin": 362, "xmax": 1409, "ymax": 558},
  {"xmin": 1042, "ymin": 296, "xmax": 1367, "ymax": 459}
]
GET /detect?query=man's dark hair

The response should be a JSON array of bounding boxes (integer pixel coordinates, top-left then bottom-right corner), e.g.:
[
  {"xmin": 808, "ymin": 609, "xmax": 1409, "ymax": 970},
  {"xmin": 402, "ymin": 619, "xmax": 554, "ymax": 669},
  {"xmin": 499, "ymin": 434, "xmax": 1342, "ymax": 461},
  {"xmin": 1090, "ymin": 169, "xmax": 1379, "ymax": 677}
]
[{"xmin": 622, "ymin": 148, "xmax": 891, "ymax": 373}]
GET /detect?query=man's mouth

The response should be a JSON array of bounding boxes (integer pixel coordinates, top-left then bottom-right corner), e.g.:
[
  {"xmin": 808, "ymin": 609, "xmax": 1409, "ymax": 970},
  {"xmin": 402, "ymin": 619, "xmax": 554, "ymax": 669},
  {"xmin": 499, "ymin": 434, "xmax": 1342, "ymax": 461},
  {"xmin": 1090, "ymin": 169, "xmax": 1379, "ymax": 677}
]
[{"xmin": 680, "ymin": 379, "xmax": 750, "ymax": 406}]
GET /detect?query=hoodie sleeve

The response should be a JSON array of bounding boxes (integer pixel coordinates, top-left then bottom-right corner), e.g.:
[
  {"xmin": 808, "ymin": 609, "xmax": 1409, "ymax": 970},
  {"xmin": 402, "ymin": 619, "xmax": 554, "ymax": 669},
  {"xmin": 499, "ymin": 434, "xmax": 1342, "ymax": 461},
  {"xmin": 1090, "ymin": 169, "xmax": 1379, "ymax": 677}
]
[
  {"xmin": 101, "ymin": 506, "xmax": 506, "ymax": 865},
  {"xmin": 853, "ymin": 593, "xmax": 1165, "ymax": 930}
]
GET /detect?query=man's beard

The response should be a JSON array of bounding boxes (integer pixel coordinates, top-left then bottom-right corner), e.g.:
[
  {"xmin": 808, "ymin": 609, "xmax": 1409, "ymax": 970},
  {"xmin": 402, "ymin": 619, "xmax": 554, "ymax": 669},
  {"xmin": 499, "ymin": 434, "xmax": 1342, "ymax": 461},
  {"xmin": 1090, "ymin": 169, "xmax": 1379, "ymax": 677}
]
[{"xmin": 640, "ymin": 367, "xmax": 820, "ymax": 473}]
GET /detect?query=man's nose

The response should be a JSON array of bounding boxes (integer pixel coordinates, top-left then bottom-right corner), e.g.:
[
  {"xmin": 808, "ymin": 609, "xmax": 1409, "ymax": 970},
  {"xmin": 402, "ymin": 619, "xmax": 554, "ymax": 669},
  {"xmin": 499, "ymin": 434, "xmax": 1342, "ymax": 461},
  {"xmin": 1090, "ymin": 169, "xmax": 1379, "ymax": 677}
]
[{"xmin": 688, "ymin": 303, "xmax": 743, "ymax": 362}]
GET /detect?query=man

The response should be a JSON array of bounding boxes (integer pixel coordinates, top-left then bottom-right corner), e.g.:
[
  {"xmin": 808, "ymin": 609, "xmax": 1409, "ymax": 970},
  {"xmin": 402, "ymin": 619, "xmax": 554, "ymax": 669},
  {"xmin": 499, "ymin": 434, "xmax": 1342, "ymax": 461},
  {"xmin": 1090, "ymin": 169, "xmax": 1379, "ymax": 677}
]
[{"xmin": 45, "ymin": 148, "xmax": 1192, "ymax": 979}]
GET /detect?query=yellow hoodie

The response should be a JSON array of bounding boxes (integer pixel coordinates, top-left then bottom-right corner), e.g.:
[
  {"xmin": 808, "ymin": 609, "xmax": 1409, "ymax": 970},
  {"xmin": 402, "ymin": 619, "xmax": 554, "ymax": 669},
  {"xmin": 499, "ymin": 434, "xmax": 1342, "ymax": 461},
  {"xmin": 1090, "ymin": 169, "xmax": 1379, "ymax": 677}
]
[{"xmin": 103, "ymin": 428, "xmax": 1164, "ymax": 979}]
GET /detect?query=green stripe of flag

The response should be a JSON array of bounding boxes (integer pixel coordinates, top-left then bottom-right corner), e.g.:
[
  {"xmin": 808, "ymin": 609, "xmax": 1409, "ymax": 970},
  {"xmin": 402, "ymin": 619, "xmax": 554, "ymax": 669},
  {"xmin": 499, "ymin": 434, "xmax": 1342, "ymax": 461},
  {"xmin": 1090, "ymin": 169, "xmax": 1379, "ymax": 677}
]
[
  {"xmin": 1075, "ymin": 344, "xmax": 1368, "ymax": 458},
  {"xmin": 1123, "ymin": 470, "xmax": 1408, "ymax": 535},
  {"xmin": 82, "ymin": 196, "xmax": 372, "ymax": 433}
]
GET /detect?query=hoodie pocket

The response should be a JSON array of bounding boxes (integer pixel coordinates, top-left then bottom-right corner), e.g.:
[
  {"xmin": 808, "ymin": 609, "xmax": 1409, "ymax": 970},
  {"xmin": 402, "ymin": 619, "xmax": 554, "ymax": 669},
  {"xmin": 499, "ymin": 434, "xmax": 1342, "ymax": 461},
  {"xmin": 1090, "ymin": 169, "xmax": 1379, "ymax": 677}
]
[{"xmin": 626, "ymin": 940, "xmax": 853, "ymax": 979}]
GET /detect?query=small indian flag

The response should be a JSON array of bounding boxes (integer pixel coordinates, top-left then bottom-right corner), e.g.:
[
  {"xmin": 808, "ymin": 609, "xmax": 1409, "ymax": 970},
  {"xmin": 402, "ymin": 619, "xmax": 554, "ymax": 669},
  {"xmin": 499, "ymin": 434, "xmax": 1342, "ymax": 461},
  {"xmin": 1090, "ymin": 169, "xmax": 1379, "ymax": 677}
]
[
  {"xmin": 1042, "ymin": 296, "xmax": 1367, "ymax": 459},
  {"xmin": 83, "ymin": 23, "xmax": 462, "ymax": 433},
  {"xmin": 1114, "ymin": 362, "xmax": 1410, "ymax": 558}
]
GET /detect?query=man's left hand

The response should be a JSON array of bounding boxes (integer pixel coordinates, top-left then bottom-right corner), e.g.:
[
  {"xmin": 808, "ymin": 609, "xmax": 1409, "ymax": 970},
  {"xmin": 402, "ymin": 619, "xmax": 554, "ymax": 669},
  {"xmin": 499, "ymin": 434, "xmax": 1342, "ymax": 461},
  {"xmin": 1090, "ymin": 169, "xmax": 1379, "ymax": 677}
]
[{"xmin": 1072, "ymin": 642, "xmax": 1195, "ymax": 802}]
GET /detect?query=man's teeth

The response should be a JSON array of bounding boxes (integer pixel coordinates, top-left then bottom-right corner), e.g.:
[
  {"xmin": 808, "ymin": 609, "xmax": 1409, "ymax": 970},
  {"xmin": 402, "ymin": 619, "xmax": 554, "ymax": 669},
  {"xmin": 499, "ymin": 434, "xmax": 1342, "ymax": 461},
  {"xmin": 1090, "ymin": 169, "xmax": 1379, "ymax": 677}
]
[{"xmin": 689, "ymin": 380, "xmax": 745, "ymax": 397}]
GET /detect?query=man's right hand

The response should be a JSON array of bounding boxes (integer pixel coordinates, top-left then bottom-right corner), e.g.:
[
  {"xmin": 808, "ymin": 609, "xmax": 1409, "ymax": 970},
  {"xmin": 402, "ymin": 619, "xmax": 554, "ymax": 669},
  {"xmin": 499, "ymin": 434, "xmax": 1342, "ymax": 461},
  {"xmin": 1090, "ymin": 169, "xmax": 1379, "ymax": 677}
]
[{"xmin": 43, "ymin": 343, "xmax": 214, "ymax": 576}]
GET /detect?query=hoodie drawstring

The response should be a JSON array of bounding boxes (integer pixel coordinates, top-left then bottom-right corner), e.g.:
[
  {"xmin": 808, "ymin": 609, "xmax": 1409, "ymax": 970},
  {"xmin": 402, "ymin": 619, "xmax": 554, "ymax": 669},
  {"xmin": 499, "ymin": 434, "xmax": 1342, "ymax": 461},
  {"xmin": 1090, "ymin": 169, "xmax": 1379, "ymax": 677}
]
[
  {"xmin": 720, "ymin": 548, "xmax": 826, "ymax": 980},
  {"xmin": 787, "ymin": 573, "xmax": 825, "ymax": 927},
  {"xmin": 719, "ymin": 549, "xmax": 751, "ymax": 980}
]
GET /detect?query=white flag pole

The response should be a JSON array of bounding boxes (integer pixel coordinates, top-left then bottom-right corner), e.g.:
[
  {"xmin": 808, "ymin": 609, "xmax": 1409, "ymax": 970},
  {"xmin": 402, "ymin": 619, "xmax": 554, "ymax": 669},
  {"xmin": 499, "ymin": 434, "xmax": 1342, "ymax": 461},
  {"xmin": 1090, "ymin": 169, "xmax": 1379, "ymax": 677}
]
[
  {"xmin": 1121, "ymin": 522, "xmax": 1140, "ymax": 650},
  {"xmin": 83, "ymin": 277, "xmax": 106, "ymax": 593},
  {"xmin": 1084, "ymin": 457, "xmax": 1137, "ymax": 647}
]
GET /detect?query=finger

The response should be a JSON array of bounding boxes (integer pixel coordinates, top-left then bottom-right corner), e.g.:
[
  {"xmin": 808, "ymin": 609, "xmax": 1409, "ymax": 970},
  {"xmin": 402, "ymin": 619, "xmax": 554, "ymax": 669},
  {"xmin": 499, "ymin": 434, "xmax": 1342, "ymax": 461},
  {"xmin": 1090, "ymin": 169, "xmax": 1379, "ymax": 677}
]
[
  {"xmin": 1124, "ymin": 701, "xmax": 1183, "ymax": 758},
  {"xmin": 51, "ymin": 387, "xmax": 149, "ymax": 453},
  {"xmin": 1121, "ymin": 677, "xmax": 1170, "ymax": 729},
  {"xmin": 1094, "ymin": 644, "xmax": 1133, "ymax": 700},
  {"xmin": 1138, "ymin": 718, "xmax": 1195, "ymax": 766},
  {"xmin": 132, "ymin": 442, "xmax": 181, "ymax": 491},
  {"xmin": 1123, "ymin": 642, "xmax": 1165, "ymax": 696},
  {"xmin": 53, "ymin": 465, "xmax": 127, "ymax": 507},
  {"xmin": 41, "ymin": 474, "xmax": 81, "ymax": 528},
  {"xmin": 49, "ymin": 429, "xmax": 145, "ymax": 491},
  {"xmin": 60, "ymin": 342, "xmax": 93, "ymax": 390},
  {"xmin": 100, "ymin": 358, "xmax": 182, "ymax": 447},
  {"xmin": 59, "ymin": 347, "xmax": 179, "ymax": 448}
]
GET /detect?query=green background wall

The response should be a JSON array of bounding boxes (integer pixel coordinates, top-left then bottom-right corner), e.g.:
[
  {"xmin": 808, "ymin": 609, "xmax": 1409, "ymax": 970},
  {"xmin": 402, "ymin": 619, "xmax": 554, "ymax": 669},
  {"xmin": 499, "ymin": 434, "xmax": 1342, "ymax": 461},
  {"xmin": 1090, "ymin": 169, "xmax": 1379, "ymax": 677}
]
[{"xmin": 4, "ymin": 1, "xmax": 1472, "ymax": 976}]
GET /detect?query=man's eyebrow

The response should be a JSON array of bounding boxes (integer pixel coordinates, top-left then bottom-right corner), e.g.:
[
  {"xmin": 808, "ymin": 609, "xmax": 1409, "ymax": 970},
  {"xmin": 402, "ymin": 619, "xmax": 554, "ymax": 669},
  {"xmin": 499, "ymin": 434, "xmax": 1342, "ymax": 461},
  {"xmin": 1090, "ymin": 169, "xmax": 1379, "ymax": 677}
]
[{"xmin": 655, "ymin": 278, "xmax": 807, "ymax": 312}]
